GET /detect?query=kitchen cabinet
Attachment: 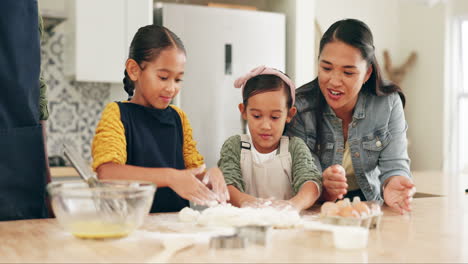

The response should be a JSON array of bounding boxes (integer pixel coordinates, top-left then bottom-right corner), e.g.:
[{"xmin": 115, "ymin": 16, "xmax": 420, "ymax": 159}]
[
  {"xmin": 64, "ymin": 0, "xmax": 153, "ymax": 83},
  {"xmin": 155, "ymin": 3, "xmax": 286, "ymax": 167}
]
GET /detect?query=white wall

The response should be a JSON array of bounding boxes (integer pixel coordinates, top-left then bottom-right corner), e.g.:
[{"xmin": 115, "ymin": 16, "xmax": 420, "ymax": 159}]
[
  {"xmin": 269, "ymin": 0, "xmax": 400, "ymax": 88},
  {"xmin": 155, "ymin": 0, "xmax": 268, "ymax": 9},
  {"xmin": 315, "ymin": 0, "xmax": 400, "ymax": 82},
  {"xmin": 450, "ymin": 0, "xmax": 468, "ymax": 15},
  {"xmin": 38, "ymin": 0, "xmax": 66, "ymax": 13},
  {"xmin": 268, "ymin": 0, "xmax": 315, "ymax": 86},
  {"xmin": 398, "ymin": 1, "xmax": 446, "ymax": 171},
  {"xmin": 293, "ymin": 0, "xmax": 316, "ymax": 86}
]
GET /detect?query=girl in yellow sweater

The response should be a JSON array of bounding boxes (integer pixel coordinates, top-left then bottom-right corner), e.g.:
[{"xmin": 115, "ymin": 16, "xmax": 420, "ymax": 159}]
[{"xmin": 92, "ymin": 25, "xmax": 228, "ymax": 212}]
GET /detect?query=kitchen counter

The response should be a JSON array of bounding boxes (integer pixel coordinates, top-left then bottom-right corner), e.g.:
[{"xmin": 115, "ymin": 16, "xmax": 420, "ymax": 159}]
[
  {"xmin": 411, "ymin": 170, "xmax": 450, "ymax": 196},
  {"xmin": 1, "ymin": 195, "xmax": 467, "ymax": 263},
  {"xmin": 50, "ymin": 166, "xmax": 79, "ymax": 178}
]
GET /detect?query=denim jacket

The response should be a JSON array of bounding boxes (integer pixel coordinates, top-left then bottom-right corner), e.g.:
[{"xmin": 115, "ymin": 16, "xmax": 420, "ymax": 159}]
[{"xmin": 286, "ymin": 81, "xmax": 411, "ymax": 201}]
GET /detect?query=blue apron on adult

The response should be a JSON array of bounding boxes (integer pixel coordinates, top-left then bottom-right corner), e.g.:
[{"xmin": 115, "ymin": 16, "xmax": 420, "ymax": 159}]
[{"xmin": 0, "ymin": 0, "xmax": 48, "ymax": 221}]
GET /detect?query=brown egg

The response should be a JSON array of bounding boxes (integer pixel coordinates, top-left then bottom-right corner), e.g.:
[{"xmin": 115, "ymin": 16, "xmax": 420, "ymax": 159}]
[
  {"xmin": 353, "ymin": 202, "xmax": 371, "ymax": 217},
  {"xmin": 343, "ymin": 198, "xmax": 351, "ymax": 205},
  {"xmin": 352, "ymin": 196, "xmax": 361, "ymax": 205},
  {"xmin": 336, "ymin": 198, "xmax": 351, "ymax": 208},
  {"xmin": 321, "ymin": 202, "xmax": 339, "ymax": 217},
  {"xmin": 327, "ymin": 208, "xmax": 340, "ymax": 217},
  {"xmin": 338, "ymin": 206, "xmax": 360, "ymax": 218}
]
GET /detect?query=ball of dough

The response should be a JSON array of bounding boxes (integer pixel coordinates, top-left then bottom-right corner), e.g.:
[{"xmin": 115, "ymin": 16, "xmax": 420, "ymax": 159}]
[
  {"xmin": 178, "ymin": 207, "xmax": 200, "ymax": 222},
  {"xmin": 206, "ymin": 200, "xmax": 219, "ymax": 208}
]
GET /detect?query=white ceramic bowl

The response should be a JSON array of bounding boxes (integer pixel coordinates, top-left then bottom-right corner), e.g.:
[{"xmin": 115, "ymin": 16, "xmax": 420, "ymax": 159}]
[{"xmin": 332, "ymin": 226, "xmax": 369, "ymax": 249}]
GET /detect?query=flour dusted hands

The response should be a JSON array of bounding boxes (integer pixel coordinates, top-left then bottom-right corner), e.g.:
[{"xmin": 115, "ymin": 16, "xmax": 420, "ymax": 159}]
[
  {"xmin": 322, "ymin": 164, "xmax": 348, "ymax": 201},
  {"xmin": 169, "ymin": 169, "xmax": 218, "ymax": 206},
  {"xmin": 383, "ymin": 176, "xmax": 415, "ymax": 215},
  {"xmin": 201, "ymin": 167, "xmax": 229, "ymax": 204}
]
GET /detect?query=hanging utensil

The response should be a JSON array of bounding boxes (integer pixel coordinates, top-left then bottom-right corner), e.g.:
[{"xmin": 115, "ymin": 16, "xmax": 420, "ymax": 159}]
[
  {"xmin": 63, "ymin": 144, "xmax": 99, "ymax": 187},
  {"xmin": 62, "ymin": 143, "xmax": 127, "ymax": 218}
]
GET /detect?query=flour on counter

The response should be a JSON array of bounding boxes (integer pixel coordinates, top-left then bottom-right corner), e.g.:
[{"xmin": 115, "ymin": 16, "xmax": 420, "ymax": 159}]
[{"xmin": 178, "ymin": 204, "xmax": 302, "ymax": 228}]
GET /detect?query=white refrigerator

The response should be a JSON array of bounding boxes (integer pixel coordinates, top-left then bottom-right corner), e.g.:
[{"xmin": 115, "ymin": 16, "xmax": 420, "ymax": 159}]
[{"xmin": 155, "ymin": 3, "xmax": 286, "ymax": 168}]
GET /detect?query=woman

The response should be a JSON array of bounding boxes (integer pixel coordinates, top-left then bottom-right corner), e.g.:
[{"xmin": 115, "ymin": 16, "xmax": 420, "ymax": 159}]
[{"xmin": 286, "ymin": 18, "xmax": 415, "ymax": 214}]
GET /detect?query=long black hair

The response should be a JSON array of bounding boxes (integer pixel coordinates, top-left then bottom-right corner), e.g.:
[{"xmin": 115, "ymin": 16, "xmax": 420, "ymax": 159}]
[
  {"xmin": 318, "ymin": 18, "xmax": 405, "ymax": 105},
  {"xmin": 123, "ymin": 25, "xmax": 185, "ymax": 99},
  {"xmin": 313, "ymin": 18, "xmax": 405, "ymax": 151}
]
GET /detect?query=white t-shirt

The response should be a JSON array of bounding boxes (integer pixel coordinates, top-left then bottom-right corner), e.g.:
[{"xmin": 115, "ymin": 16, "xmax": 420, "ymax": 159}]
[
  {"xmin": 251, "ymin": 143, "xmax": 277, "ymax": 164},
  {"xmin": 245, "ymin": 135, "xmax": 321, "ymax": 196}
]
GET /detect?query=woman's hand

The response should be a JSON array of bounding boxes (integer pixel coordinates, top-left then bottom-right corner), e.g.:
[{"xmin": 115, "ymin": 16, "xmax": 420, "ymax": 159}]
[
  {"xmin": 169, "ymin": 169, "xmax": 218, "ymax": 206},
  {"xmin": 201, "ymin": 167, "xmax": 230, "ymax": 204},
  {"xmin": 383, "ymin": 176, "xmax": 415, "ymax": 215},
  {"xmin": 322, "ymin": 164, "xmax": 348, "ymax": 201}
]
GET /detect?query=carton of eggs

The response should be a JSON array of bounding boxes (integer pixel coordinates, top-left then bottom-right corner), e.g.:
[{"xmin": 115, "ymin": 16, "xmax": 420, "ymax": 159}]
[{"xmin": 320, "ymin": 197, "xmax": 382, "ymax": 229}]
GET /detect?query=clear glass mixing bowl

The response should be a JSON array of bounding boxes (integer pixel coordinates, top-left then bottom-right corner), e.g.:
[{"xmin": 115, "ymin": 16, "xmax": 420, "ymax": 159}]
[{"xmin": 47, "ymin": 180, "xmax": 156, "ymax": 239}]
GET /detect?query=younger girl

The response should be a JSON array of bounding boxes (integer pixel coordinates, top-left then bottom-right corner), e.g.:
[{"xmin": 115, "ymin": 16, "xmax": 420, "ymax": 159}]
[
  {"xmin": 218, "ymin": 66, "xmax": 322, "ymax": 211},
  {"xmin": 92, "ymin": 25, "xmax": 228, "ymax": 213}
]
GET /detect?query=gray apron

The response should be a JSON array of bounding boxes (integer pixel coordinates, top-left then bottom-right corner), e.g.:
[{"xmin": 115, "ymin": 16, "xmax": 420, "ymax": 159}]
[{"xmin": 240, "ymin": 134, "xmax": 294, "ymax": 200}]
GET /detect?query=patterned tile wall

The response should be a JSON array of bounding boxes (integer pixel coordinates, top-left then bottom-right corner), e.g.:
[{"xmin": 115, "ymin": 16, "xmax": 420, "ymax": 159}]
[{"xmin": 41, "ymin": 27, "xmax": 111, "ymax": 163}]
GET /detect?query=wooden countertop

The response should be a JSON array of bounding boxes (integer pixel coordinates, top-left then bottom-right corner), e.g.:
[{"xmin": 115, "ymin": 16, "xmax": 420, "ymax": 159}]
[
  {"xmin": 1, "ymin": 195, "xmax": 467, "ymax": 263},
  {"xmin": 50, "ymin": 167, "xmax": 79, "ymax": 178}
]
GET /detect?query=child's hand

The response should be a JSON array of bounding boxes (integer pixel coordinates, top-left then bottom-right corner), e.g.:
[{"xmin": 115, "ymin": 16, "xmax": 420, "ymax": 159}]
[
  {"xmin": 201, "ymin": 168, "xmax": 229, "ymax": 204},
  {"xmin": 322, "ymin": 164, "xmax": 348, "ymax": 201},
  {"xmin": 169, "ymin": 169, "xmax": 218, "ymax": 206},
  {"xmin": 383, "ymin": 176, "xmax": 415, "ymax": 215}
]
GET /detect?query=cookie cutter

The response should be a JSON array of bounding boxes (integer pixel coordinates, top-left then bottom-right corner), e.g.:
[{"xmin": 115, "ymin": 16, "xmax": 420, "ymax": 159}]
[
  {"xmin": 209, "ymin": 234, "xmax": 246, "ymax": 249},
  {"xmin": 235, "ymin": 225, "xmax": 271, "ymax": 246}
]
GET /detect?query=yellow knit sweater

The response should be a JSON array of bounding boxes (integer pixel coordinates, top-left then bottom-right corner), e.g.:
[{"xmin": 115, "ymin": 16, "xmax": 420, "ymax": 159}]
[{"xmin": 92, "ymin": 102, "xmax": 205, "ymax": 171}]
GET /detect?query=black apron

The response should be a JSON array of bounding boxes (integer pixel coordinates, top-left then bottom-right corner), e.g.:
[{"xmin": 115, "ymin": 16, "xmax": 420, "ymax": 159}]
[
  {"xmin": 118, "ymin": 102, "xmax": 189, "ymax": 213},
  {"xmin": 0, "ymin": 0, "xmax": 48, "ymax": 221}
]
